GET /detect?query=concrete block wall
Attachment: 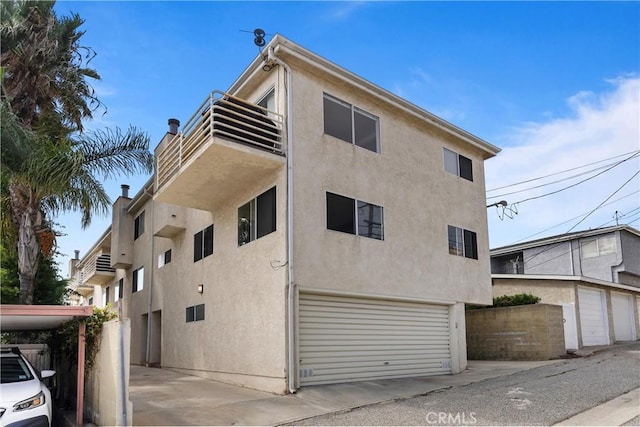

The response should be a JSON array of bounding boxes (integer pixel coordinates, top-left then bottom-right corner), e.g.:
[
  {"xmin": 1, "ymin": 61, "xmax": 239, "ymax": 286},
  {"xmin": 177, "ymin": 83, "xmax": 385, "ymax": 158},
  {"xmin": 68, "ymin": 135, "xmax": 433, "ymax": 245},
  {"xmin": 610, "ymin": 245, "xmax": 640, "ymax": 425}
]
[{"xmin": 466, "ymin": 304, "xmax": 565, "ymax": 361}]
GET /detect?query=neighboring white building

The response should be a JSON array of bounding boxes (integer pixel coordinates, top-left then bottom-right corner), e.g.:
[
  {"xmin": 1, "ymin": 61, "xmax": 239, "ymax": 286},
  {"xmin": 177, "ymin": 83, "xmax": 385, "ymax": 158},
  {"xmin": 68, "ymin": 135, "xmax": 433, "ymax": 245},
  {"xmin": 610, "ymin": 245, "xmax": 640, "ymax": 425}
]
[
  {"xmin": 68, "ymin": 35, "xmax": 500, "ymax": 393},
  {"xmin": 490, "ymin": 226, "xmax": 640, "ymax": 350}
]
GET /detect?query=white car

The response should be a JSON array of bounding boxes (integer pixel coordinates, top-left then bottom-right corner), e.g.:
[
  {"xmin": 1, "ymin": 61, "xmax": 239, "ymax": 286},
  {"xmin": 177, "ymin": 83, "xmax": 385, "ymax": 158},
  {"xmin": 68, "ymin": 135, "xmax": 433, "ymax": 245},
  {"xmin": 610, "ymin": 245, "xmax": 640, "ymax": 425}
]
[{"xmin": 0, "ymin": 347, "xmax": 55, "ymax": 427}]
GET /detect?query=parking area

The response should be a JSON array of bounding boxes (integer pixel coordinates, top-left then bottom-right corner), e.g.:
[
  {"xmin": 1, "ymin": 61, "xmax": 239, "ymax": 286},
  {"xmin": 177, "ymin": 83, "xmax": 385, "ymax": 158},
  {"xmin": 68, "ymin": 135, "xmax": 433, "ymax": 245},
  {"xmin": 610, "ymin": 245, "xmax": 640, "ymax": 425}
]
[{"xmin": 130, "ymin": 359, "xmax": 557, "ymax": 426}]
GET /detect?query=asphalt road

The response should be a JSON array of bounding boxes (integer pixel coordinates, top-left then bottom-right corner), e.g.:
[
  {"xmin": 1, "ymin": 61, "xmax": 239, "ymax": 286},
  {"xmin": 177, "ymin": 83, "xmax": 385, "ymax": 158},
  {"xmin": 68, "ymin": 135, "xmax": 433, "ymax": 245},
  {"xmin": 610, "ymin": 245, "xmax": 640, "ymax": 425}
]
[{"xmin": 290, "ymin": 342, "xmax": 640, "ymax": 426}]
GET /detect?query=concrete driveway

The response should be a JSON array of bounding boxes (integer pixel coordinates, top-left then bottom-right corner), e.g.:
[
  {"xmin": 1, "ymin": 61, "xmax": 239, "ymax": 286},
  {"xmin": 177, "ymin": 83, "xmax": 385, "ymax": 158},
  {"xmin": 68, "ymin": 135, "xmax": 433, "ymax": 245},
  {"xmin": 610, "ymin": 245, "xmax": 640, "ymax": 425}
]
[{"xmin": 130, "ymin": 360, "xmax": 557, "ymax": 426}]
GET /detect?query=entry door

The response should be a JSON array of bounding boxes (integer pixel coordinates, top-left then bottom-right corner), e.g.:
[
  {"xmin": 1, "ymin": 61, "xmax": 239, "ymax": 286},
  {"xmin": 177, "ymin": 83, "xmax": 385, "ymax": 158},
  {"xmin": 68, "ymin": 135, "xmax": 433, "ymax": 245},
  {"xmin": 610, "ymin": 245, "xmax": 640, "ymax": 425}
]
[
  {"xmin": 562, "ymin": 303, "xmax": 579, "ymax": 350},
  {"xmin": 578, "ymin": 287, "xmax": 609, "ymax": 346},
  {"xmin": 611, "ymin": 293, "xmax": 636, "ymax": 341}
]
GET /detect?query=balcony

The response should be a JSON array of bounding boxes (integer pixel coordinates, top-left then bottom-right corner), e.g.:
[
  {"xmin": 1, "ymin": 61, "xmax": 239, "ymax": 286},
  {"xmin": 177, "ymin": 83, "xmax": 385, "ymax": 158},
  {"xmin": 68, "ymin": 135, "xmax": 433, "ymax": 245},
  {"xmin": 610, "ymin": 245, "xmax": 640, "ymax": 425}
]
[
  {"xmin": 155, "ymin": 91, "xmax": 285, "ymax": 211},
  {"xmin": 77, "ymin": 253, "xmax": 115, "ymax": 286}
]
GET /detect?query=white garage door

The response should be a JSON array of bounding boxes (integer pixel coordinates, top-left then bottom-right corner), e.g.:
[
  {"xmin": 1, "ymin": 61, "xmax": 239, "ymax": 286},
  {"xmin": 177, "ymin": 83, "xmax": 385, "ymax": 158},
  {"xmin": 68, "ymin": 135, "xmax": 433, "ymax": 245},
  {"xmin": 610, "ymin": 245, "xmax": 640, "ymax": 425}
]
[
  {"xmin": 611, "ymin": 292, "xmax": 636, "ymax": 341},
  {"xmin": 299, "ymin": 293, "xmax": 452, "ymax": 386},
  {"xmin": 578, "ymin": 287, "xmax": 609, "ymax": 346}
]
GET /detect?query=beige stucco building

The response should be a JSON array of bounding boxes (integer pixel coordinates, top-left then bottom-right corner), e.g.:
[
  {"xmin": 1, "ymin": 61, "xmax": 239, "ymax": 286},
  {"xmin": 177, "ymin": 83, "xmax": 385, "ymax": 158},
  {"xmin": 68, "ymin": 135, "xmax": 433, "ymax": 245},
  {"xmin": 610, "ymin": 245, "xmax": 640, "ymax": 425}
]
[{"xmin": 68, "ymin": 35, "xmax": 500, "ymax": 394}]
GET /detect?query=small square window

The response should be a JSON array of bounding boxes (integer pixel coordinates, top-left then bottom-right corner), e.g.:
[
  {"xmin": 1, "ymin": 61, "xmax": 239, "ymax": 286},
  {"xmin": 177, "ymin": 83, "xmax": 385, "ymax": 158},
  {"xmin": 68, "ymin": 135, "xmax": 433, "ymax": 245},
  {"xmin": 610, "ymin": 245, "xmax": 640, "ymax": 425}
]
[
  {"xmin": 186, "ymin": 304, "xmax": 205, "ymax": 323},
  {"xmin": 443, "ymin": 148, "xmax": 473, "ymax": 182},
  {"xmin": 186, "ymin": 306, "xmax": 195, "ymax": 323},
  {"xmin": 195, "ymin": 304, "xmax": 205, "ymax": 321},
  {"xmin": 323, "ymin": 95, "xmax": 352, "ymax": 143},
  {"xmin": 357, "ymin": 201, "xmax": 383, "ymax": 240},
  {"xmin": 448, "ymin": 225, "xmax": 477, "ymax": 259},
  {"xmin": 581, "ymin": 239, "xmax": 598, "ymax": 259},
  {"xmin": 598, "ymin": 236, "xmax": 616, "ymax": 255},
  {"xmin": 327, "ymin": 192, "xmax": 355, "ymax": 234},
  {"xmin": 159, "ymin": 249, "xmax": 172, "ymax": 268}
]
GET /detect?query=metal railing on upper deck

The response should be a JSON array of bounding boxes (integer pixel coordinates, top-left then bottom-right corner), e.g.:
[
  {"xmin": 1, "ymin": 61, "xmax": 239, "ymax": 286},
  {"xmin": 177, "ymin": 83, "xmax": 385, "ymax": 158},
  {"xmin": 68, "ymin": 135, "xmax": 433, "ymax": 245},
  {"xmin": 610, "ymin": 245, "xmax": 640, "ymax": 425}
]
[{"xmin": 156, "ymin": 91, "xmax": 284, "ymax": 190}]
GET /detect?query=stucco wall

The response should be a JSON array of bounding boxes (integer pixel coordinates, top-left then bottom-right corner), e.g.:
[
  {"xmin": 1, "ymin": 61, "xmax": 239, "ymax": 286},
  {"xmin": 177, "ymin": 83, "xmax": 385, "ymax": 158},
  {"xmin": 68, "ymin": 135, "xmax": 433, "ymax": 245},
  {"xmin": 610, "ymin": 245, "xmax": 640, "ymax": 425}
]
[
  {"xmin": 288, "ymin": 61, "xmax": 493, "ymax": 306},
  {"xmin": 523, "ymin": 242, "xmax": 574, "ymax": 275},
  {"xmin": 466, "ymin": 304, "xmax": 565, "ymax": 360},
  {"xmin": 618, "ymin": 230, "xmax": 640, "ymax": 286},
  {"xmin": 493, "ymin": 278, "xmax": 576, "ymax": 305},
  {"xmin": 85, "ymin": 319, "xmax": 132, "ymax": 426}
]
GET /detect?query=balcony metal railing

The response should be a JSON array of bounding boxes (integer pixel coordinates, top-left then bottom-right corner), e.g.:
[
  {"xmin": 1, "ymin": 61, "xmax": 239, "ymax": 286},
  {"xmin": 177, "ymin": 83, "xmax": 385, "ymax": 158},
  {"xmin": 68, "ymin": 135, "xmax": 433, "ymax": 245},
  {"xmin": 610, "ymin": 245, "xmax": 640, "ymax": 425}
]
[{"xmin": 156, "ymin": 90, "xmax": 284, "ymax": 190}]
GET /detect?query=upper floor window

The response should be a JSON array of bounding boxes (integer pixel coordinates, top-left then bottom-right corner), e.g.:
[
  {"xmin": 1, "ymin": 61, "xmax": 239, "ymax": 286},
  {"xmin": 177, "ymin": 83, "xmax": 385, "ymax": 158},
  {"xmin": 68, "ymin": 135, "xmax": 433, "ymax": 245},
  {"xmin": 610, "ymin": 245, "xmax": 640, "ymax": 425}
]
[
  {"xmin": 116, "ymin": 278, "xmax": 123, "ymax": 301},
  {"xmin": 186, "ymin": 304, "xmax": 205, "ymax": 323},
  {"xmin": 323, "ymin": 93, "xmax": 379, "ymax": 153},
  {"xmin": 194, "ymin": 226, "xmax": 214, "ymax": 262},
  {"xmin": 443, "ymin": 148, "xmax": 473, "ymax": 182},
  {"xmin": 581, "ymin": 236, "xmax": 616, "ymax": 259},
  {"xmin": 448, "ymin": 225, "xmax": 478, "ymax": 259},
  {"xmin": 134, "ymin": 211, "xmax": 145, "ymax": 240},
  {"xmin": 103, "ymin": 286, "xmax": 110, "ymax": 306},
  {"xmin": 257, "ymin": 87, "xmax": 275, "ymax": 116},
  {"xmin": 238, "ymin": 187, "xmax": 276, "ymax": 246},
  {"xmin": 132, "ymin": 267, "xmax": 144, "ymax": 292},
  {"xmin": 158, "ymin": 249, "xmax": 172, "ymax": 268},
  {"xmin": 326, "ymin": 192, "xmax": 384, "ymax": 240}
]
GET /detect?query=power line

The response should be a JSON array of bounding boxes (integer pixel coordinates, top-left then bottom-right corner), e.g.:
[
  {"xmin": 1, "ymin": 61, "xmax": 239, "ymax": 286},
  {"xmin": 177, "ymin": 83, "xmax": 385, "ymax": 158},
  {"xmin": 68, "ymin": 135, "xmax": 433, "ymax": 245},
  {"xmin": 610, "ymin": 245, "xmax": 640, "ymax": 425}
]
[
  {"xmin": 487, "ymin": 158, "xmax": 635, "ymax": 199},
  {"xmin": 493, "ymin": 170, "xmax": 640, "ymax": 271},
  {"xmin": 486, "ymin": 149, "xmax": 639, "ymax": 192},
  {"xmin": 508, "ymin": 190, "xmax": 640, "ymax": 244},
  {"xmin": 506, "ymin": 151, "xmax": 638, "ymax": 206}
]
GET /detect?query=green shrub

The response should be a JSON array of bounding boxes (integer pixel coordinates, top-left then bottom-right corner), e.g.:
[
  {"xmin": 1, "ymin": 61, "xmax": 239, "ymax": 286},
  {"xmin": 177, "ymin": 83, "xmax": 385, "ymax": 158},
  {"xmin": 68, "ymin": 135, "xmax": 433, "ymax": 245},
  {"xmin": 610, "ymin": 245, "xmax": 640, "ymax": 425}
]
[{"xmin": 466, "ymin": 293, "xmax": 541, "ymax": 310}]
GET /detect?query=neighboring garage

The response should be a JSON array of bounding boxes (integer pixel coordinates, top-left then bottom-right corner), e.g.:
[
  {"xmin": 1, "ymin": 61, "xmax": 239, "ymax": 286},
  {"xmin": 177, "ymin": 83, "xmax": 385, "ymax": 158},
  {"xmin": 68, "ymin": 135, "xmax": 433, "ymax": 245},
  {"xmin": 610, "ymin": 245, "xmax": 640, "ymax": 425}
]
[
  {"xmin": 611, "ymin": 292, "xmax": 637, "ymax": 341},
  {"xmin": 298, "ymin": 293, "xmax": 452, "ymax": 386},
  {"xmin": 578, "ymin": 287, "xmax": 610, "ymax": 346},
  {"xmin": 492, "ymin": 274, "xmax": 640, "ymax": 349}
]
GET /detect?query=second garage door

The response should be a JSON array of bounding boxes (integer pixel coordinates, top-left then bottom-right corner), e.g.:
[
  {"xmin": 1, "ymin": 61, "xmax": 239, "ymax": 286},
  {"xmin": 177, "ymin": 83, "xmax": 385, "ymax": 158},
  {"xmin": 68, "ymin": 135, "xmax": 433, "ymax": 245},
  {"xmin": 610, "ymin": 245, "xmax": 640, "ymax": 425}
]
[
  {"xmin": 611, "ymin": 292, "xmax": 636, "ymax": 341},
  {"xmin": 299, "ymin": 293, "xmax": 452, "ymax": 386},
  {"xmin": 578, "ymin": 287, "xmax": 609, "ymax": 346}
]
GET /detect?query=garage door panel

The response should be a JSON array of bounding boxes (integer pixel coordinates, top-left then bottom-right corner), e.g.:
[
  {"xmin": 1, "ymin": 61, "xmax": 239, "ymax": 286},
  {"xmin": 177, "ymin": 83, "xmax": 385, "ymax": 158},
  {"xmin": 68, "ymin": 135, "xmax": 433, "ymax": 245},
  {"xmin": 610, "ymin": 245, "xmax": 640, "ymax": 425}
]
[
  {"xmin": 578, "ymin": 288, "xmax": 609, "ymax": 346},
  {"xmin": 612, "ymin": 292, "xmax": 636, "ymax": 342},
  {"xmin": 299, "ymin": 293, "xmax": 452, "ymax": 386}
]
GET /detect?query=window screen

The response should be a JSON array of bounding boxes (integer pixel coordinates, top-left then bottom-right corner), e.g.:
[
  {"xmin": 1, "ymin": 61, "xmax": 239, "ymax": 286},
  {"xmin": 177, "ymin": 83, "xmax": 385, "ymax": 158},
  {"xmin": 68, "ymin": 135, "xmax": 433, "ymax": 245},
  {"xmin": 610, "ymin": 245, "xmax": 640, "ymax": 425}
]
[
  {"xmin": 357, "ymin": 201, "xmax": 383, "ymax": 240},
  {"xmin": 323, "ymin": 95, "xmax": 352, "ymax": 143},
  {"xmin": 354, "ymin": 109, "xmax": 378, "ymax": 152}
]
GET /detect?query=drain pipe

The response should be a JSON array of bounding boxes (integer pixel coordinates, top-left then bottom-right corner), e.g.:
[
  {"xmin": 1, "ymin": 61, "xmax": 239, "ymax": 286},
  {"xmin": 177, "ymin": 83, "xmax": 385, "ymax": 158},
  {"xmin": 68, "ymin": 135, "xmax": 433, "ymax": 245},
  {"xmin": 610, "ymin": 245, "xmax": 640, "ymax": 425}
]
[
  {"xmin": 268, "ymin": 45, "xmax": 296, "ymax": 394},
  {"xmin": 144, "ymin": 182, "xmax": 155, "ymax": 366}
]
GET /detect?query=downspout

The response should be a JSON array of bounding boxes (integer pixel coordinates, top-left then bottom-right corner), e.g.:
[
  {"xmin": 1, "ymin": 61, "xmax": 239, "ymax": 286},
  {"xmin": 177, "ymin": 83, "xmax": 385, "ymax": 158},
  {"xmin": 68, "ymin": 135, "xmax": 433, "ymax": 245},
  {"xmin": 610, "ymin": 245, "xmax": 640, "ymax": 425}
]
[
  {"xmin": 145, "ymin": 186, "xmax": 155, "ymax": 366},
  {"xmin": 119, "ymin": 318, "xmax": 128, "ymax": 426},
  {"xmin": 268, "ymin": 45, "xmax": 296, "ymax": 394}
]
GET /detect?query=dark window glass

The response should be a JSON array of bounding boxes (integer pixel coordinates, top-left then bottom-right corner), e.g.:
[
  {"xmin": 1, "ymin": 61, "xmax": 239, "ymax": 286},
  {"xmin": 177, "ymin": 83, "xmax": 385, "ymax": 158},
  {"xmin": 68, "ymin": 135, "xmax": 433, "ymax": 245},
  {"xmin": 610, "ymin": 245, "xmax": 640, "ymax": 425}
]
[
  {"xmin": 164, "ymin": 249, "xmax": 172, "ymax": 264},
  {"xmin": 464, "ymin": 229, "xmax": 478, "ymax": 259},
  {"xmin": 195, "ymin": 304, "xmax": 205, "ymax": 321},
  {"xmin": 459, "ymin": 155, "xmax": 473, "ymax": 182},
  {"xmin": 327, "ymin": 192, "xmax": 355, "ymax": 234},
  {"xmin": 118, "ymin": 278, "xmax": 124, "ymax": 299},
  {"xmin": 354, "ymin": 109, "xmax": 378, "ymax": 152},
  {"xmin": 194, "ymin": 230, "xmax": 203, "ymax": 262},
  {"xmin": 186, "ymin": 306, "xmax": 195, "ymax": 323},
  {"xmin": 134, "ymin": 211, "xmax": 145, "ymax": 240},
  {"xmin": 238, "ymin": 200, "xmax": 253, "ymax": 245},
  {"xmin": 323, "ymin": 95, "xmax": 352, "ymax": 143},
  {"xmin": 132, "ymin": 270, "xmax": 138, "ymax": 292},
  {"xmin": 448, "ymin": 225, "xmax": 463, "ymax": 256},
  {"xmin": 105, "ymin": 287, "xmax": 110, "ymax": 304},
  {"xmin": 257, "ymin": 187, "xmax": 276, "ymax": 239},
  {"xmin": 203, "ymin": 225, "xmax": 214, "ymax": 257},
  {"xmin": 357, "ymin": 201, "xmax": 383, "ymax": 240},
  {"xmin": 88, "ymin": 297, "xmax": 93, "ymax": 305}
]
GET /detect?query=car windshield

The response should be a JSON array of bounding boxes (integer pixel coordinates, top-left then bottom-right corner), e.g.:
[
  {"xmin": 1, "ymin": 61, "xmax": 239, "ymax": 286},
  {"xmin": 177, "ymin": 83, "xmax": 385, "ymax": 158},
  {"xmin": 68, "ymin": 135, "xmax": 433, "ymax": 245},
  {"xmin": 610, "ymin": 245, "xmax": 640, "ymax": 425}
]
[{"xmin": 1, "ymin": 357, "xmax": 35, "ymax": 384}]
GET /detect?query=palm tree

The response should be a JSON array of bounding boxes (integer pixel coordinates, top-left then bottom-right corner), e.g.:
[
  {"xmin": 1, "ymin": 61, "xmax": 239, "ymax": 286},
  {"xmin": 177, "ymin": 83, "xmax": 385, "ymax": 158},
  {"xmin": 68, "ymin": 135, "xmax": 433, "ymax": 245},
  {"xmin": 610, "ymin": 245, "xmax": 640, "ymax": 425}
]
[
  {"xmin": 1, "ymin": 0, "xmax": 102, "ymax": 131},
  {"xmin": 1, "ymin": 104, "xmax": 154, "ymax": 304}
]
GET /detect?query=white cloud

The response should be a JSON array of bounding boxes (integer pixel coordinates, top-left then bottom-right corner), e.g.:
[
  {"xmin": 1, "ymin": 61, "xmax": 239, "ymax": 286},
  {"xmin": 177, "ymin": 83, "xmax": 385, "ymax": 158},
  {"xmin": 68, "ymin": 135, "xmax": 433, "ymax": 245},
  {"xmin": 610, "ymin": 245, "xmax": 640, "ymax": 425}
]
[
  {"xmin": 328, "ymin": 2, "xmax": 367, "ymax": 21},
  {"xmin": 486, "ymin": 76, "xmax": 640, "ymax": 248}
]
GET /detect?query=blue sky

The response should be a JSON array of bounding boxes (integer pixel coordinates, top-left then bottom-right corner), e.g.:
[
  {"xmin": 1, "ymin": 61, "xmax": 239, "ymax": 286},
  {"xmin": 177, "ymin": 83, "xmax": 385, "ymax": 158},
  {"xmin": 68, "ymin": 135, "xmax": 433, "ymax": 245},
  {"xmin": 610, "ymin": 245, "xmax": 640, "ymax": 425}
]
[{"xmin": 53, "ymin": 1, "xmax": 639, "ymax": 271}]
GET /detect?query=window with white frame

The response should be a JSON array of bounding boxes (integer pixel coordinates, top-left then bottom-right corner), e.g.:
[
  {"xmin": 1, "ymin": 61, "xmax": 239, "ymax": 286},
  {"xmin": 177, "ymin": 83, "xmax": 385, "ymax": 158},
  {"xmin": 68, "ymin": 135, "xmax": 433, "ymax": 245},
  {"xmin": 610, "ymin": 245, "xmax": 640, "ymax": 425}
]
[
  {"xmin": 581, "ymin": 235, "xmax": 616, "ymax": 258},
  {"xmin": 323, "ymin": 93, "xmax": 379, "ymax": 153},
  {"xmin": 448, "ymin": 225, "xmax": 478, "ymax": 259},
  {"xmin": 158, "ymin": 249, "xmax": 172, "ymax": 268},
  {"xmin": 132, "ymin": 267, "xmax": 144, "ymax": 292},
  {"xmin": 326, "ymin": 192, "xmax": 384, "ymax": 240},
  {"xmin": 194, "ymin": 226, "xmax": 213, "ymax": 262},
  {"xmin": 238, "ymin": 187, "xmax": 276, "ymax": 245},
  {"xmin": 102, "ymin": 287, "xmax": 109, "ymax": 306},
  {"xmin": 257, "ymin": 87, "xmax": 276, "ymax": 117},
  {"xmin": 134, "ymin": 211, "xmax": 145, "ymax": 240},
  {"xmin": 443, "ymin": 148, "xmax": 473, "ymax": 181}
]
